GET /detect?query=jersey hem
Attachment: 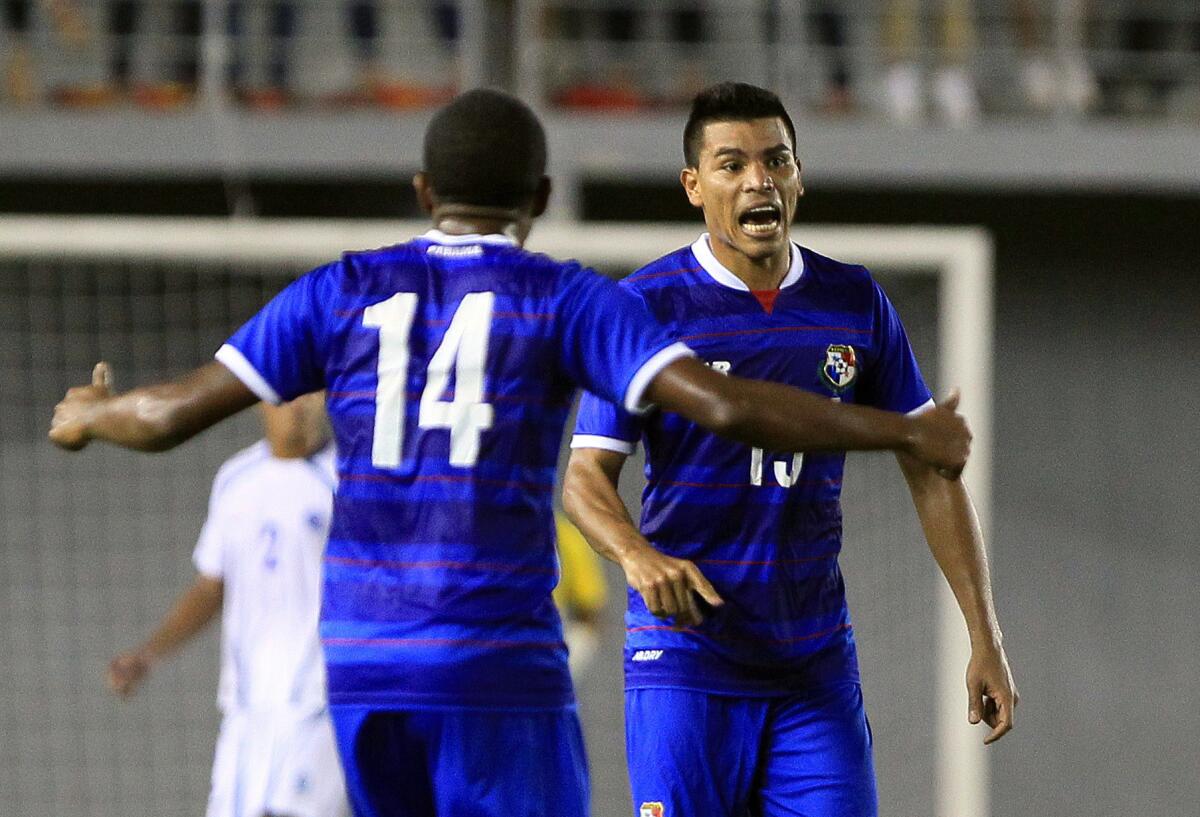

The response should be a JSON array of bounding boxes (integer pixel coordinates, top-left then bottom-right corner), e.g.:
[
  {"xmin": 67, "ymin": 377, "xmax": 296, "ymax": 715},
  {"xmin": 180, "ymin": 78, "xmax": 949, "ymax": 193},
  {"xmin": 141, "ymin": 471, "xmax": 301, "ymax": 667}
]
[
  {"xmin": 624, "ymin": 678, "xmax": 862, "ymax": 698},
  {"xmin": 326, "ymin": 694, "xmax": 576, "ymax": 713},
  {"xmin": 215, "ymin": 344, "xmax": 283, "ymax": 405}
]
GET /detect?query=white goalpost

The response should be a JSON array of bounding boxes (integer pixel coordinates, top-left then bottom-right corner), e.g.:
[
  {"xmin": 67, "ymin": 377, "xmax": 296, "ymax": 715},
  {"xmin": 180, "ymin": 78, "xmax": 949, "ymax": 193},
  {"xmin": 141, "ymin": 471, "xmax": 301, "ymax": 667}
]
[{"xmin": 0, "ymin": 216, "xmax": 992, "ymax": 817}]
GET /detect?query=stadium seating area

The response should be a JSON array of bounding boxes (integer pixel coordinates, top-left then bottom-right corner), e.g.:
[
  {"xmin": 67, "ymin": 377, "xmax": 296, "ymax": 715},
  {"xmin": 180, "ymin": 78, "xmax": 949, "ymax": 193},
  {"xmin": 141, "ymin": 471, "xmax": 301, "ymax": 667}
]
[{"xmin": 3, "ymin": 0, "xmax": 1199, "ymax": 122}]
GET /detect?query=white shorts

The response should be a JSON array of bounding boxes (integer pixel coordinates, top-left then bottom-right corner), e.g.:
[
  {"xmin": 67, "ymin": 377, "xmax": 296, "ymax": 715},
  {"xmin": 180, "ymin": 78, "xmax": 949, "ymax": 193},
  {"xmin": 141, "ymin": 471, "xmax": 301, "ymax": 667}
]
[{"xmin": 206, "ymin": 708, "xmax": 350, "ymax": 817}]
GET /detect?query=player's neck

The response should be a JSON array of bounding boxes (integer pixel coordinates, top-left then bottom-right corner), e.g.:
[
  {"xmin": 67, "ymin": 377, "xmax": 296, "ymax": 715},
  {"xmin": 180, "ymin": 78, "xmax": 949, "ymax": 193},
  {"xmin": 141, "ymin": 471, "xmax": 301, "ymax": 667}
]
[
  {"xmin": 267, "ymin": 433, "xmax": 328, "ymax": 460},
  {"xmin": 432, "ymin": 205, "xmax": 529, "ymax": 246},
  {"xmin": 709, "ymin": 237, "xmax": 791, "ymax": 291}
]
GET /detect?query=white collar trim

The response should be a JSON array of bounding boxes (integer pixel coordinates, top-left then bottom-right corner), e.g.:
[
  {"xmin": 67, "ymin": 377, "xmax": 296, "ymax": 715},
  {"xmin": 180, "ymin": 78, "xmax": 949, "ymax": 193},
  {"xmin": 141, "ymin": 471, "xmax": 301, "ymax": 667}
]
[
  {"xmin": 690, "ymin": 233, "xmax": 804, "ymax": 292},
  {"xmin": 422, "ymin": 229, "xmax": 518, "ymax": 247}
]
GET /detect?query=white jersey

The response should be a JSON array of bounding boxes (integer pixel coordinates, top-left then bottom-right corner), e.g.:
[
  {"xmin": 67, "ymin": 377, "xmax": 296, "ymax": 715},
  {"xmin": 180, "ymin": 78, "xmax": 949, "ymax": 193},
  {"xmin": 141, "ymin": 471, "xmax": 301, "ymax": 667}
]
[{"xmin": 193, "ymin": 440, "xmax": 336, "ymax": 716}]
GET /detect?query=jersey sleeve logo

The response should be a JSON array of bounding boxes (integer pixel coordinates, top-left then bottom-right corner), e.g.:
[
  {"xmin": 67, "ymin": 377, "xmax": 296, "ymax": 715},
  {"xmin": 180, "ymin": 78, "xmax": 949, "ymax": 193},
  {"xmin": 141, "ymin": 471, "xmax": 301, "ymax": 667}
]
[
  {"xmin": 821, "ymin": 344, "xmax": 858, "ymax": 392},
  {"xmin": 640, "ymin": 802, "xmax": 665, "ymax": 817}
]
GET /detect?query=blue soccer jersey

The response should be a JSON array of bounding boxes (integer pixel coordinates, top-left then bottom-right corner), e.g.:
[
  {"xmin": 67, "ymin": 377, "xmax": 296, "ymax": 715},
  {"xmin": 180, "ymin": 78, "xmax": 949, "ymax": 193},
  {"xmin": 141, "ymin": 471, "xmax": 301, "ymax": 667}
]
[
  {"xmin": 572, "ymin": 234, "xmax": 932, "ymax": 696},
  {"xmin": 217, "ymin": 230, "xmax": 691, "ymax": 710}
]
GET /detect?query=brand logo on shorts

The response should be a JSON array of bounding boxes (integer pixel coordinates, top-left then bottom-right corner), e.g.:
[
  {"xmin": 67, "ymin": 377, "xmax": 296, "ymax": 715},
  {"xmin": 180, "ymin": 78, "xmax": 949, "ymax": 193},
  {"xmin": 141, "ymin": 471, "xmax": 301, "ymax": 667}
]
[
  {"xmin": 640, "ymin": 802, "xmax": 665, "ymax": 817},
  {"xmin": 821, "ymin": 344, "xmax": 858, "ymax": 392},
  {"xmin": 631, "ymin": 649, "xmax": 664, "ymax": 662}
]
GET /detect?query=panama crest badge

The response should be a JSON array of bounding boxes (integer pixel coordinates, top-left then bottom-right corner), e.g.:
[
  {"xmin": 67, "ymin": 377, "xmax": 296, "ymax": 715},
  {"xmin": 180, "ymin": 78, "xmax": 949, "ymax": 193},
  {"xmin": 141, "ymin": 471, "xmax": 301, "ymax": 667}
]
[
  {"xmin": 639, "ymin": 803, "xmax": 665, "ymax": 817},
  {"xmin": 821, "ymin": 344, "xmax": 858, "ymax": 392}
]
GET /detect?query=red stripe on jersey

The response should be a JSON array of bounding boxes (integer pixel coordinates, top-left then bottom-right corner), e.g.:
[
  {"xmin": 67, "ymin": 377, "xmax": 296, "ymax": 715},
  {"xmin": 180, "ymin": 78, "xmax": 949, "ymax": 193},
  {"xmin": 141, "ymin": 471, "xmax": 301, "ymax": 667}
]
[
  {"xmin": 493, "ymin": 311, "xmax": 554, "ymax": 320},
  {"xmin": 697, "ymin": 552, "xmax": 839, "ymax": 566},
  {"xmin": 327, "ymin": 390, "xmax": 567, "ymax": 406},
  {"xmin": 323, "ymin": 637, "xmax": 561, "ymax": 649},
  {"xmin": 325, "ymin": 555, "xmax": 557, "ymax": 575},
  {"xmin": 627, "ymin": 266, "xmax": 702, "ymax": 283},
  {"xmin": 679, "ymin": 325, "xmax": 870, "ymax": 342},
  {"xmin": 646, "ymin": 478, "xmax": 843, "ymax": 489},
  {"xmin": 341, "ymin": 473, "xmax": 553, "ymax": 492}
]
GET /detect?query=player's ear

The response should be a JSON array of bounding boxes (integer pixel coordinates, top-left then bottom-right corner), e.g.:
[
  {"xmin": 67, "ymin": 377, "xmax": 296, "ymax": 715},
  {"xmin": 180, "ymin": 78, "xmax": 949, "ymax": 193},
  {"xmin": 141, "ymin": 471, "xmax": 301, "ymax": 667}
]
[
  {"xmin": 529, "ymin": 176, "xmax": 552, "ymax": 218},
  {"xmin": 413, "ymin": 172, "xmax": 436, "ymax": 214},
  {"xmin": 681, "ymin": 167, "xmax": 703, "ymax": 209}
]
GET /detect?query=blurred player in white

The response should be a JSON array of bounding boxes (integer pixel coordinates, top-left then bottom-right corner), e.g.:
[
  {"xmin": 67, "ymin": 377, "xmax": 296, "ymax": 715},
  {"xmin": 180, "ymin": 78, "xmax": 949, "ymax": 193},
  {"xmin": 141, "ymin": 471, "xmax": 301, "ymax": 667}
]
[{"xmin": 106, "ymin": 392, "xmax": 349, "ymax": 817}]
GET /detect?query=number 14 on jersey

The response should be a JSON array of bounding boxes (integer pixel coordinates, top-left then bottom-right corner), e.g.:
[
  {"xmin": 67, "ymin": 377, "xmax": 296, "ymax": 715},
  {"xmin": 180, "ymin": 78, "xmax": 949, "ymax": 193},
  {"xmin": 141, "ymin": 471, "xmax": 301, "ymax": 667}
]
[{"xmin": 363, "ymin": 291, "xmax": 495, "ymax": 469}]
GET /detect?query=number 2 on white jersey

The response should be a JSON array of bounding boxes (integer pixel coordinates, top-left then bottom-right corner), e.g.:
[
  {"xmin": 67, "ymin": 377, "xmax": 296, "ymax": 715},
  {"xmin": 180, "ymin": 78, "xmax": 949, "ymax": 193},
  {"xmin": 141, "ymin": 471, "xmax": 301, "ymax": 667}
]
[{"xmin": 362, "ymin": 292, "xmax": 495, "ymax": 469}]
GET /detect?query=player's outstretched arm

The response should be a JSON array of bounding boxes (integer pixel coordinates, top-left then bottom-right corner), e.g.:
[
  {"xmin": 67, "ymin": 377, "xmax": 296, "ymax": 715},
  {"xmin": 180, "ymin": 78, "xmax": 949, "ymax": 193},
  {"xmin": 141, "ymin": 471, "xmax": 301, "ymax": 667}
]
[
  {"xmin": 644, "ymin": 357, "xmax": 971, "ymax": 477},
  {"xmin": 563, "ymin": 448, "xmax": 723, "ymax": 627},
  {"xmin": 896, "ymin": 451, "xmax": 1019, "ymax": 744},
  {"xmin": 107, "ymin": 574, "xmax": 224, "ymax": 699},
  {"xmin": 50, "ymin": 361, "xmax": 259, "ymax": 453}
]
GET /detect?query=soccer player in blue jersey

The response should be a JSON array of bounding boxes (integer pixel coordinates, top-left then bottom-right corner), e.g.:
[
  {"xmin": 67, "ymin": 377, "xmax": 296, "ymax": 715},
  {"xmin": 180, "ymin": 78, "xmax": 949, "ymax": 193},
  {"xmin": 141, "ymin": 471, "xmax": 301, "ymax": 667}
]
[
  {"xmin": 49, "ymin": 89, "xmax": 974, "ymax": 816},
  {"xmin": 565, "ymin": 82, "xmax": 1018, "ymax": 817}
]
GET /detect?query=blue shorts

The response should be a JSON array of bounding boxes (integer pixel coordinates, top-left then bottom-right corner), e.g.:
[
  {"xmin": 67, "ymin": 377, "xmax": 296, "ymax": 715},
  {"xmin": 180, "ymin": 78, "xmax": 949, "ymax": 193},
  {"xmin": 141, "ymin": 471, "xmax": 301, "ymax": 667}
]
[
  {"xmin": 330, "ymin": 705, "xmax": 589, "ymax": 817},
  {"xmin": 625, "ymin": 684, "xmax": 876, "ymax": 817}
]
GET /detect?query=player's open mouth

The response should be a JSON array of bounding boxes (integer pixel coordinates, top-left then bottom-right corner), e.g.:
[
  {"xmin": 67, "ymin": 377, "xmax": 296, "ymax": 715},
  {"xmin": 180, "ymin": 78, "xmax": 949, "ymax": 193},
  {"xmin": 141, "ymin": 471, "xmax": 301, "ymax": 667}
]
[{"xmin": 738, "ymin": 205, "xmax": 782, "ymax": 236}]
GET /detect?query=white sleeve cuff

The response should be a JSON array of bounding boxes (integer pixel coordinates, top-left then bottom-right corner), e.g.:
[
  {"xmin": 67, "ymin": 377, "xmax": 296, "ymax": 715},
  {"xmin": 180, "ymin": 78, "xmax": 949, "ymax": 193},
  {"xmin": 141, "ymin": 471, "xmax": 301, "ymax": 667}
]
[
  {"xmin": 623, "ymin": 342, "xmax": 695, "ymax": 414},
  {"xmin": 569, "ymin": 434, "xmax": 636, "ymax": 455},
  {"xmin": 215, "ymin": 344, "xmax": 283, "ymax": 405},
  {"xmin": 906, "ymin": 398, "xmax": 936, "ymax": 416}
]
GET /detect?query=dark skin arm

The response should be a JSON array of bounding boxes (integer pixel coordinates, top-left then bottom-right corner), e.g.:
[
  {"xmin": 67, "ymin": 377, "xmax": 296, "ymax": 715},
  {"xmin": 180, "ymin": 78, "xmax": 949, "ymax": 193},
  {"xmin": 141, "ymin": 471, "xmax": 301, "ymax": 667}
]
[
  {"xmin": 645, "ymin": 357, "xmax": 971, "ymax": 474},
  {"xmin": 896, "ymin": 450, "xmax": 1019, "ymax": 744},
  {"xmin": 49, "ymin": 361, "xmax": 258, "ymax": 452},
  {"xmin": 49, "ymin": 356, "xmax": 969, "ymax": 477},
  {"xmin": 106, "ymin": 574, "xmax": 224, "ymax": 698}
]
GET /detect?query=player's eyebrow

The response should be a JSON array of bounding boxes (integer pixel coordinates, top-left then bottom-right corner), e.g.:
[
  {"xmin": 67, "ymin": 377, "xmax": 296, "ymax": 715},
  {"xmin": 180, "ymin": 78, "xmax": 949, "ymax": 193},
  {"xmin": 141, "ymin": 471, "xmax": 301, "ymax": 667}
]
[
  {"xmin": 711, "ymin": 144, "xmax": 792, "ymax": 161},
  {"xmin": 711, "ymin": 146, "xmax": 748, "ymax": 159}
]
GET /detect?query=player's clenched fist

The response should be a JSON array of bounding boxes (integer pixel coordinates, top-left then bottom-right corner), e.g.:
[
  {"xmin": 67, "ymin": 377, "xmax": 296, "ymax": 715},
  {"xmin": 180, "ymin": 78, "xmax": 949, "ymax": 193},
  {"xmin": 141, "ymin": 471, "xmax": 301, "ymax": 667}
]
[
  {"xmin": 107, "ymin": 650, "xmax": 151, "ymax": 698},
  {"xmin": 49, "ymin": 361, "xmax": 113, "ymax": 451},
  {"xmin": 905, "ymin": 388, "xmax": 972, "ymax": 479}
]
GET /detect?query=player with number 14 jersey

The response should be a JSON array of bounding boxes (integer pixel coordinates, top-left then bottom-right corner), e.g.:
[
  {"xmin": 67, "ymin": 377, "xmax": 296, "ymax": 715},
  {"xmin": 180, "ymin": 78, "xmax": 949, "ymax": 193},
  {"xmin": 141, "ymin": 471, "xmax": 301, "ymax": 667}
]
[{"xmin": 217, "ymin": 230, "xmax": 692, "ymax": 712}]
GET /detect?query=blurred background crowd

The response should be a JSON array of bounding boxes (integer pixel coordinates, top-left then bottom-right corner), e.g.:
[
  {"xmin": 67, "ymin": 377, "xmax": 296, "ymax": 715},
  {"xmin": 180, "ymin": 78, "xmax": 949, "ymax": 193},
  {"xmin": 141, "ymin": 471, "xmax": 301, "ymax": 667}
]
[{"xmin": 3, "ymin": 0, "xmax": 1200, "ymax": 123}]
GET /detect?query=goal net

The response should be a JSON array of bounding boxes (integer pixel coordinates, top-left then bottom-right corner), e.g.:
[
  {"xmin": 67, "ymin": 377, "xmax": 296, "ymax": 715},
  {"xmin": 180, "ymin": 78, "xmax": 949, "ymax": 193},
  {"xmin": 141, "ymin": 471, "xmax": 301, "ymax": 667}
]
[{"xmin": 0, "ymin": 217, "xmax": 992, "ymax": 817}]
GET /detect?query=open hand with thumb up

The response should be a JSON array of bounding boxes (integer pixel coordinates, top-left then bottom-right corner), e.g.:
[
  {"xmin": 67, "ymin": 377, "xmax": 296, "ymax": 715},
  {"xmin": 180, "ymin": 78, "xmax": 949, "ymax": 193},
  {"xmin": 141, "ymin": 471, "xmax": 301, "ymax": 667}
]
[
  {"xmin": 905, "ymin": 388, "xmax": 972, "ymax": 479},
  {"xmin": 49, "ymin": 361, "xmax": 114, "ymax": 451}
]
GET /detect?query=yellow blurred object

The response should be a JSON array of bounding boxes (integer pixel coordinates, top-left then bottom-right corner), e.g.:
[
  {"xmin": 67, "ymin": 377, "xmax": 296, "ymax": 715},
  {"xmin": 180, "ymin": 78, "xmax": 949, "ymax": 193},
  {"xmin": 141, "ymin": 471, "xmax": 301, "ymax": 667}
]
[{"xmin": 553, "ymin": 513, "xmax": 607, "ymax": 623}]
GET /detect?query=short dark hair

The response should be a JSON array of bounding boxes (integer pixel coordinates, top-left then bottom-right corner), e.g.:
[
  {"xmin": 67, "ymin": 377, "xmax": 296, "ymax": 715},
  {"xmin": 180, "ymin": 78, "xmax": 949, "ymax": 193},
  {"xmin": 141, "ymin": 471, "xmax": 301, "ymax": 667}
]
[
  {"xmin": 683, "ymin": 82, "xmax": 796, "ymax": 167},
  {"xmin": 423, "ymin": 88, "xmax": 547, "ymax": 208}
]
